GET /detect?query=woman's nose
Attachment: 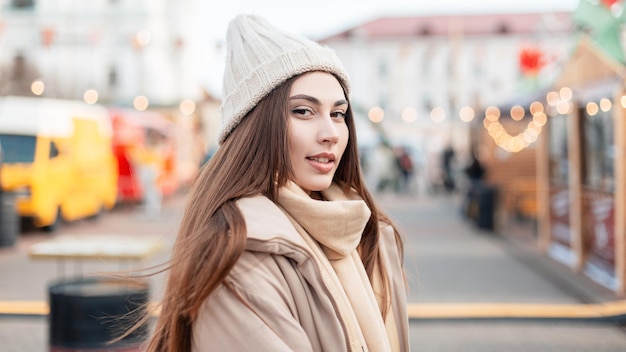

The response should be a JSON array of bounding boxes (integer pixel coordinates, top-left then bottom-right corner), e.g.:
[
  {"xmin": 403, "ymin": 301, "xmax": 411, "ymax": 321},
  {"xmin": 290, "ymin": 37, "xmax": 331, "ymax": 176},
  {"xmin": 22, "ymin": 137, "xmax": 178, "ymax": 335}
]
[{"xmin": 318, "ymin": 115, "xmax": 339, "ymax": 144}]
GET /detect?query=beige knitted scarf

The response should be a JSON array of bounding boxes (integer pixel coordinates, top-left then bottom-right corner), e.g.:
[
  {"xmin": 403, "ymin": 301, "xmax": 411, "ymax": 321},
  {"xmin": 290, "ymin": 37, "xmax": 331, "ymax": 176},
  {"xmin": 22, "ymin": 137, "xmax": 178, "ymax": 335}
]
[{"xmin": 277, "ymin": 182, "xmax": 395, "ymax": 352}]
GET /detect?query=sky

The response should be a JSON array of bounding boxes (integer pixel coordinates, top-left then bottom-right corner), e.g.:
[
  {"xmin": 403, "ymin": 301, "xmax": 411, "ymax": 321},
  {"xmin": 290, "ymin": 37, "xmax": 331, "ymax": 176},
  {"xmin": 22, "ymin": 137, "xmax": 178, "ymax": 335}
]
[
  {"xmin": 194, "ymin": 0, "xmax": 581, "ymax": 41},
  {"xmin": 191, "ymin": 0, "xmax": 582, "ymax": 95}
]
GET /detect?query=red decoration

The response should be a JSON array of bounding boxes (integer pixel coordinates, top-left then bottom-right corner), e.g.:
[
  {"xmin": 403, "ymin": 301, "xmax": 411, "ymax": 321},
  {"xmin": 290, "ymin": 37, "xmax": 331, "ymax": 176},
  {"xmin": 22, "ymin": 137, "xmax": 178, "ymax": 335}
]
[
  {"xmin": 41, "ymin": 27, "xmax": 55, "ymax": 47},
  {"xmin": 174, "ymin": 37, "xmax": 185, "ymax": 50},
  {"xmin": 518, "ymin": 45, "xmax": 545, "ymax": 76},
  {"xmin": 601, "ymin": 0, "xmax": 619, "ymax": 8}
]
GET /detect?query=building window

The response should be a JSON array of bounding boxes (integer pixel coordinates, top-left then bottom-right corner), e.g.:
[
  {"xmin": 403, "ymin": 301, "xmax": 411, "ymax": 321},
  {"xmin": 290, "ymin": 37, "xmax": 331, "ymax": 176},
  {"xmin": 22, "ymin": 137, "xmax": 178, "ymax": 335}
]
[
  {"xmin": 379, "ymin": 96, "xmax": 388, "ymax": 112},
  {"xmin": 548, "ymin": 113, "xmax": 569, "ymax": 184},
  {"xmin": 11, "ymin": 0, "xmax": 35, "ymax": 8},
  {"xmin": 422, "ymin": 45, "xmax": 435, "ymax": 76},
  {"xmin": 378, "ymin": 59, "xmax": 388, "ymax": 80},
  {"xmin": 582, "ymin": 103, "xmax": 614, "ymax": 192},
  {"xmin": 108, "ymin": 67, "xmax": 118, "ymax": 88}
]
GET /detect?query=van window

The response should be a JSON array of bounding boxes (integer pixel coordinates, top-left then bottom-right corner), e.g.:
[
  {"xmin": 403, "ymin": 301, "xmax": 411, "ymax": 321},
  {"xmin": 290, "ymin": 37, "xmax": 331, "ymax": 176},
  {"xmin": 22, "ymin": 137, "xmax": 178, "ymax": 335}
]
[{"xmin": 0, "ymin": 134, "xmax": 37, "ymax": 163}]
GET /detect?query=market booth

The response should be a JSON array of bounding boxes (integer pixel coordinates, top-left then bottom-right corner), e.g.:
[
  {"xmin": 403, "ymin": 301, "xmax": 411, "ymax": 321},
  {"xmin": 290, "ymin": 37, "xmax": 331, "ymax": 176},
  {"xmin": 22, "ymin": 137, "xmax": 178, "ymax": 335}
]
[
  {"xmin": 537, "ymin": 36, "xmax": 626, "ymax": 296},
  {"xmin": 109, "ymin": 108, "xmax": 179, "ymax": 204}
]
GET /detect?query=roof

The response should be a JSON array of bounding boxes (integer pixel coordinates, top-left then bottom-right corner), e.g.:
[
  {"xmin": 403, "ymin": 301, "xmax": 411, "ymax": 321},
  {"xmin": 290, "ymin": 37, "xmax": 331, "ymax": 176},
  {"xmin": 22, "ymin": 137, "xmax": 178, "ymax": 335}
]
[
  {"xmin": 0, "ymin": 96, "xmax": 111, "ymax": 137},
  {"xmin": 553, "ymin": 35, "xmax": 626, "ymax": 90},
  {"xmin": 320, "ymin": 12, "xmax": 573, "ymax": 42},
  {"xmin": 108, "ymin": 107, "xmax": 174, "ymax": 136}
]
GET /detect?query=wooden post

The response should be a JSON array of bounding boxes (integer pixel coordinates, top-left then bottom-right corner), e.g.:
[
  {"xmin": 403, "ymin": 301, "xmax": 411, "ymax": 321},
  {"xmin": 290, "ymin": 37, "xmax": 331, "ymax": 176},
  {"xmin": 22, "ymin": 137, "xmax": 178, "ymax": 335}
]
[
  {"xmin": 615, "ymin": 88, "xmax": 626, "ymax": 296},
  {"xmin": 568, "ymin": 101, "xmax": 585, "ymax": 272},
  {"xmin": 537, "ymin": 108, "xmax": 551, "ymax": 253}
]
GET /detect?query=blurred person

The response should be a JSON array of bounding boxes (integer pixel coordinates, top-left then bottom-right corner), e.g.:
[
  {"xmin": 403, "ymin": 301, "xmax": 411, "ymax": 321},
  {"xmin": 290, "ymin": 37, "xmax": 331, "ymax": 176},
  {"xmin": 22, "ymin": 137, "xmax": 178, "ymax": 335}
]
[
  {"xmin": 462, "ymin": 148, "xmax": 486, "ymax": 219},
  {"xmin": 464, "ymin": 148, "xmax": 485, "ymax": 186},
  {"xmin": 136, "ymin": 14, "xmax": 409, "ymax": 352},
  {"xmin": 133, "ymin": 129, "xmax": 164, "ymax": 216},
  {"xmin": 441, "ymin": 144, "xmax": 456, "ymax": 193},
  {"xmin": 371, "ymin": 140, "xmax": 401, "ymax": 194},
  {"xmin": 395, "ymin": 146, "xmax": 414, "ymax": 194}
]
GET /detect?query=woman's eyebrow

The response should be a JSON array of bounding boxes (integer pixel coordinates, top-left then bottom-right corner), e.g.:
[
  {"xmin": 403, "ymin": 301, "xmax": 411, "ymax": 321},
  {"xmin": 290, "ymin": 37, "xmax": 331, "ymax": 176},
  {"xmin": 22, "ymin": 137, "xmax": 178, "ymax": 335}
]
[
  {"xmin": 334, "ymin": 99, "xmax": 349, "ymax": 107},
  {"xmin": 289, "ymin": 94, "xmax": 348, "ymax": 107}
]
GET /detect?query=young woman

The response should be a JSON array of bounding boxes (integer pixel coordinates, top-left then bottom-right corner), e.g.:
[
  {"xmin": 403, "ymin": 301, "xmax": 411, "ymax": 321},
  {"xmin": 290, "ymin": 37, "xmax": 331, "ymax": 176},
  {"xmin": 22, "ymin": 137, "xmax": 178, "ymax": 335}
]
[{"xmin": 145, "ymin": 14, "xmax": 409, "ymax": 352}]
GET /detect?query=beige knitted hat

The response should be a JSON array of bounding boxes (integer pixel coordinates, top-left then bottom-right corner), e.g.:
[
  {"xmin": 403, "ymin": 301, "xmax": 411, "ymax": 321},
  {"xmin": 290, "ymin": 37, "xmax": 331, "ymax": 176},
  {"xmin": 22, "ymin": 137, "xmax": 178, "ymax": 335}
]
[{"xmin": 218, "ymin": 14, "xmax": 351, "ymax": 144}]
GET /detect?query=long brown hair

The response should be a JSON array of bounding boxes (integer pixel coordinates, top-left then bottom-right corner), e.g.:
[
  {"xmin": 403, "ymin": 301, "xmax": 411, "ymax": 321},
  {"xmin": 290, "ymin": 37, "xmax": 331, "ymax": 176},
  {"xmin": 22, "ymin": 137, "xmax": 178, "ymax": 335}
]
[{"xmin": 146, "ymin": 73, "xmax": 404, "ymax": 351}]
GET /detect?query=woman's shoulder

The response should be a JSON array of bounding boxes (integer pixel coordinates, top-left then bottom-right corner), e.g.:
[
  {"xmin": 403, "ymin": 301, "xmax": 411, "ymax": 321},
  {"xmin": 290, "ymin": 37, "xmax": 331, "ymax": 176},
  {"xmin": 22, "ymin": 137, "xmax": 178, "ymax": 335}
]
[
  {"xmin": 378, "ymin": 221, "xmax": 396, "ymax": 239},
  {"xmin": 235, "ymin": 195, "xmax": 292, "ymax": 237},
  {"xmin": 378, "ymin": 221, "xmax": 403, "ymax": 258}
]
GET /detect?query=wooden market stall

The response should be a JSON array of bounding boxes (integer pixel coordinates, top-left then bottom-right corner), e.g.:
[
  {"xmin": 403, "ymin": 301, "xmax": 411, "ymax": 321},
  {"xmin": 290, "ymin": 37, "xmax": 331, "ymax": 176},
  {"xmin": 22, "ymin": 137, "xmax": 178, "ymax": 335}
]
[
  {"xmin": 537, "ymin": 36, "xmax": 626, "ymax": 296},
  {"xmin": 471, "ymin": 90, "xmax": 547, "ymax": 240}
]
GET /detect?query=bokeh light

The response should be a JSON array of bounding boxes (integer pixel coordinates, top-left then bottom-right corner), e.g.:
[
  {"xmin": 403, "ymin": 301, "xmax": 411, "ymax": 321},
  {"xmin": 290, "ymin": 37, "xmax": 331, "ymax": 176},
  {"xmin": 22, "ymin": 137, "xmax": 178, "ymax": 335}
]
[
  {"xmin": 510, "ymin": 105, "xmax": 525, "ymax": 121},
  {"xmin": 459, "ymin": 106, "xmax": 475, "ymax": 122},
  {"xmin": 430, "ymin": 107, "xmax": 445, "ymax": 123},
  {"xmin": 83, "ymin": 89, "xmax": 99, "ymax": 104},
  {"xmin": 556, "ymin": 100, "xmax": 571, "ymax": 115},
  {"xmin": 586, "ymin": 102, "xmax": 599, "ymax": 116},
  {"xmin": 529, "ymin": 101, "xmax": 544, "ymax": 115},
  {"xmin": 179, "ymin": 99, "xmax": 196, "ymax": 115},
  {"xmin": 485, "ymin": 106, "xmax": 500, "ymax": 121},
  {"xmin": 599, "ymin": 98, "xmax": 612, "ymax": 112},
  {"xmin": 546, "ymin": 91, "xmax": 559, "ymax": 106},
  {"xmin": 368, "ymin": 106, "xmax": 384, "ymax": 123},
  {"xmin": 559, "ymin": 87, "xmax": 572, "ymax": 101},
  {"xmin": 31, "ymin": 80, "xmax": 45, "ymax": 95},
  {"xmin": 133, "ymin": 95, "xmax": 149, "ymax": 111},
  {"xmin": 401, "ymin": 107, "xmax": 418, "ymax": 123}
]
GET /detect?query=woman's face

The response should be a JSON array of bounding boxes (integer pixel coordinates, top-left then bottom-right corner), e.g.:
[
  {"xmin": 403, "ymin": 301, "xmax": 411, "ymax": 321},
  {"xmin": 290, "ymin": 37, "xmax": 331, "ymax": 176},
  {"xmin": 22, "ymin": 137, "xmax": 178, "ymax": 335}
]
[{"xmin": 287, "ymin": 71, "xmax": 349, "ymax": 194}]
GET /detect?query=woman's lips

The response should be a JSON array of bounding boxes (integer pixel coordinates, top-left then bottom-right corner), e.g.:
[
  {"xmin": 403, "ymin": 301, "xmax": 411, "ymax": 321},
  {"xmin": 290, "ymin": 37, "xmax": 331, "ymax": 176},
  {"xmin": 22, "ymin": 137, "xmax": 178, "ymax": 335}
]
[{"xmin": 306, "ymin": 156, "xmax": 334, "ymax": 173}]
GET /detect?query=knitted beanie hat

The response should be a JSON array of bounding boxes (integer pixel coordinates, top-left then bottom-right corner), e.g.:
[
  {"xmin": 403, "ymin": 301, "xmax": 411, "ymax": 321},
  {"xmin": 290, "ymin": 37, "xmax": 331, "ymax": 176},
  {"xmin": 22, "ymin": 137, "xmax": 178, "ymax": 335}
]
[{"xmin": 218, "ymin": 14, "xmax": 351, "ymax": 144}]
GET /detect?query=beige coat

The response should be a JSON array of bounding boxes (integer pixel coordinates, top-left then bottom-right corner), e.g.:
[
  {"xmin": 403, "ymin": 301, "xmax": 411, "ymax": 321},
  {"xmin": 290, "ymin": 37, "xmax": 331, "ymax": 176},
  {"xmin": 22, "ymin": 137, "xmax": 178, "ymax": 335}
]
[{"xmin": 192, "ymin": 195, "xmax": 409, "ymax": 351}]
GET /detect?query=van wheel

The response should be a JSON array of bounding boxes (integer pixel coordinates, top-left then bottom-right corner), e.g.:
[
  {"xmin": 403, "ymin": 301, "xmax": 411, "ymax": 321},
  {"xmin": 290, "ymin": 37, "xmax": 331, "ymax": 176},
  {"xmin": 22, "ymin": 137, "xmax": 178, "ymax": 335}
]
[{"xmin": 43, "ymin": 209, "xmax": 61, "ymax": 233}]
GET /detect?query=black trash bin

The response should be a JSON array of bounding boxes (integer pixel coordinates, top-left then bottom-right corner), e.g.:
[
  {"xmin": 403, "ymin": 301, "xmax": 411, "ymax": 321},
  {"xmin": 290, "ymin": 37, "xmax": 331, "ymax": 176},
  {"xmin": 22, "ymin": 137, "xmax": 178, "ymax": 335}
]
[
  {"xmin": 48, "ymin": 276, "xmax": 150, "ymax": 352},
  {"xmin": 0, "ymin": 191, "xmax": 19, "ymax": 248},
  {"xmin": 473, "ymin": 184, "xmax": 498, "ymax": 231}
]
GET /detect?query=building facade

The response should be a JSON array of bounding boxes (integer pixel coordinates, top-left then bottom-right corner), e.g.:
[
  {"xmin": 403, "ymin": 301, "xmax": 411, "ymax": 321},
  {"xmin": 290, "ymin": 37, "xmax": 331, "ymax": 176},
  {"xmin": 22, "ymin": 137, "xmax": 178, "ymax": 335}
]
[
  {"xmin": 0, "ymin": 0, "xmax": 198, "ymax": 106},
  {"xmin": 319, "ymin": 12, "xmax": 575, "ymax": 172}
]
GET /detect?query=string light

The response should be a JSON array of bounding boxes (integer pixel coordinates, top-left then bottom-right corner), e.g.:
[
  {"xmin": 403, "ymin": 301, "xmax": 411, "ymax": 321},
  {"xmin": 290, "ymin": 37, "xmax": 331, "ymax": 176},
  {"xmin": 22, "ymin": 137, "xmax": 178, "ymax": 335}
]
[
  {"xmin": 401, "ymin": 107, "xmax": 418, "ymax": 123},
  {"xmin": 510, "ymin": 105, "xmax": 525, "ymax": 121},
  {"xmin": 477, "ymin": 85, "xmax": 625, "ymax": 153},
  {"xmin": 481, "ymin": 100, "xmax": 546, "ymax": 153},
  {"xmin": 430, "ymin": 107, "xmax": 446, "ymax": 123},
  {"xmin": 365, "ymin": 86, "xmax": 617, "ymax": 154},
  {"xmin": 559, "ymin": 87, "xmax": 573, "ymax": 101},
  {"xmin": 586, "ymin": 102, "xmax": 599, "ymax": 116},
  {"xmin": 459, "ymin": 106, "xmax": 475, "ymax": 122},
  {"xmin": 599, "ymin": 98, "xmax": 612, "ymax": 112},
  {"xmin": 546, "ymin": 91, "xmax": 560, "ymax": 106}
]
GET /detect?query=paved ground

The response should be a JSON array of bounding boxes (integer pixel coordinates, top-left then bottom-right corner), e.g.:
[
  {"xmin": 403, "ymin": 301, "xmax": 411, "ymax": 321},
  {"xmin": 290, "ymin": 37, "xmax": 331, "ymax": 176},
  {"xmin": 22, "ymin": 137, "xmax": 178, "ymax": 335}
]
[
  {"xmin": 379, "ymin": 191, "xmax": 626, "ymax": 351},
  {"xmin": 1, "ymin": 189, "xmax": 626, "ymax": 351}
]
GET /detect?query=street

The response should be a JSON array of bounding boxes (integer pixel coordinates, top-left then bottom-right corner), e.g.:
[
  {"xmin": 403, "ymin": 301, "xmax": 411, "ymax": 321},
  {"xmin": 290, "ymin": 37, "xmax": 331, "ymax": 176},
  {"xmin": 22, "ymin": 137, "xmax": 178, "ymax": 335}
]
[{"xmin": 1, "ymin": 190, "xmax": 626, "ymax": 351}]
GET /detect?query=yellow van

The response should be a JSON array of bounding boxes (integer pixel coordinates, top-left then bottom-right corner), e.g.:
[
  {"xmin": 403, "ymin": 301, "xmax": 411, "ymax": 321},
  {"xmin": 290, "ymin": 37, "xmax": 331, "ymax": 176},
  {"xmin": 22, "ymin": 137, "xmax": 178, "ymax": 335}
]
[{"xmin": 0, "ymin": 96, "xmax": 118, "ymax": 231}]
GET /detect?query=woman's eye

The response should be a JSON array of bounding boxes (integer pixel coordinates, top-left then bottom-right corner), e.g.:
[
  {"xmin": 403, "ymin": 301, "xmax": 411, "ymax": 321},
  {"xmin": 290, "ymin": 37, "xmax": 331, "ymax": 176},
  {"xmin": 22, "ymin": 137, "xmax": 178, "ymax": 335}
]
[
  {"xmin": 331, "ymin": 111, "xmax": 346, "ymax": 119},
  {"xmin": 292, "ymin": 108, "xmax": 312, "ymax": 116}
]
